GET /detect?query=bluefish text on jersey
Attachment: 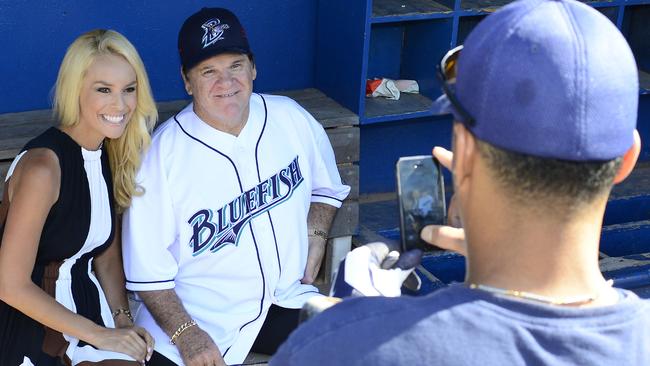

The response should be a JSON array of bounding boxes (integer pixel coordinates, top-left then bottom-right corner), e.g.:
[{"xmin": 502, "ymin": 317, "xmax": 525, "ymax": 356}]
[{"xmin": 188, "ymin": 156, "xmax": 304, "ymax": 256}]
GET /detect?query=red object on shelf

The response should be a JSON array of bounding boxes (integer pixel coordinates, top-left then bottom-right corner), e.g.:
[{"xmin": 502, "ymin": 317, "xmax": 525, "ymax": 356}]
[
  {"xmin": 366, "ymin": 79, "xmax": 384, "ymax": 96},
  {"xmin": 366, "ymin": 78, "xmax": 419, "ymax": 100}
]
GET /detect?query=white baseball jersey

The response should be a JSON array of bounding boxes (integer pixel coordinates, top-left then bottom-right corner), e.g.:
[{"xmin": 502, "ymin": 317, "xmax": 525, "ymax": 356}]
[{"xmin": 122, "ymin": 93, "xmax": 350, "ymax": 364}]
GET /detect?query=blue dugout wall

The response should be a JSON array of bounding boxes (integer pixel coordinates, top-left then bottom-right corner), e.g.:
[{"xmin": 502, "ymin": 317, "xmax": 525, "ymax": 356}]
[
  {"xmin": 0, "ymin": 1, "xmax": 317, "ymax": 112},
  {"xmin": 1, "ymin": 1, "xmax": 648, "ymax": 194}
]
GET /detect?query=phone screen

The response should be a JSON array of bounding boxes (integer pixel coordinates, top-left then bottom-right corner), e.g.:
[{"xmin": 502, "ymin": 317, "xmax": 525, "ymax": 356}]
[{"xmin": 396, "ymin": 155, "xmax": 446, "ymax": 253}]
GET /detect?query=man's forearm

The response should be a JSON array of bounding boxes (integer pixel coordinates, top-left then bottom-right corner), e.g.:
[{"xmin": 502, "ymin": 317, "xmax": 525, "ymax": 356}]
[
  {"xmin": 308, "ymin": 202, "xmax": 337, "ymax": 236},
  {"xmin": 302, "ymin": 203, "xmax": 338, "ymax": 284},
  {"xmin": 138, "ymin": 289, "xmax": 226, "ymax": 365},
  {"xmin": 137, "ymin": 289, "xmax": 192, "ymax": 337}
]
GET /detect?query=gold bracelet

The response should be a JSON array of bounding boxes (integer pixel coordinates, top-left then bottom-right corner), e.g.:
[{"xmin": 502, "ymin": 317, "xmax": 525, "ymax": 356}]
[
  {"xmin": 170, "ymin": 319, "xmax": 197, "ymax": 345},
  {"xmin": 309, "ymin": 229, "xmax": 328, "ymax": 241},
  {"xmin": 111, "ymin": 308, "xmax": 134, "ymax": 322}
]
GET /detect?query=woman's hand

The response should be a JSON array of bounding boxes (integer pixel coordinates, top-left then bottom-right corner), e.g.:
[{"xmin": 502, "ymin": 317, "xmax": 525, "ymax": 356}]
[{"xmin": 89, "ymin": 326, "xmax": 154, "ymax": 364}]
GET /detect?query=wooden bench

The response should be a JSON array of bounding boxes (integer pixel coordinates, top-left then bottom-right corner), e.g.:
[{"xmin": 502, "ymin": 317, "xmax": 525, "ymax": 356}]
[{"xmin": 0, "ymin": 88, "xmax": 359, "ymax": 290}]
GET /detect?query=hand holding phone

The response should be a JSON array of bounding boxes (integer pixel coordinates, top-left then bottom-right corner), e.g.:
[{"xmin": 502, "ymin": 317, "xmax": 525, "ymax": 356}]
[
  {"xmin": 415, "ymin": 147, "xmax": 469, "ymax": 257},
  {"xmin": 396, "ymin": 155, "xmax": 446, "ymax": 253}
]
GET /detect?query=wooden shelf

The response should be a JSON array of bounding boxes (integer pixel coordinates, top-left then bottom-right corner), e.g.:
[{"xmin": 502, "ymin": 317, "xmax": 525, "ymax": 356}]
[
  {"xmin": 460, "ymin": 0, "xmax": 514, "ymax": 12},
  {"xmin": 364, "ymin": 93, "xmax": 434, "ymax": 120},
  {"xmin": 372, "ymin": 0, "xmax": 452, "ymax": 18},
  {"xmin": 274, "ymin": 88, "xmax": 359, "ymax": 128},
  {"xmin": 0, "ymin": 109, "xmax": 55, "ymax": 160}
]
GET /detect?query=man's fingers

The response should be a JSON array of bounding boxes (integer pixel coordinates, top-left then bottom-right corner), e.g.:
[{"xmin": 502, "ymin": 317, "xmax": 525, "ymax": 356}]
[
  {"xmin": 433, "ymin": 146, "xmax": 453, "ymax": 170},
  {"xmin": 301, "ymin": 259, "xmax": 321, "ymax": 284},
  {"xmin": 301, "ymin": 272, "xmax": 314, "ymax": 284},
  {"xmin": 302, "ymin": 239, "xmax": 326, "ymax": 284},
  {"xmin": 420, "ymin": 225, "xmax": 467, "ymax": 256},
  {"xmin": 301, "ymin": 263, "xmax": 315, "ymax": 284}
]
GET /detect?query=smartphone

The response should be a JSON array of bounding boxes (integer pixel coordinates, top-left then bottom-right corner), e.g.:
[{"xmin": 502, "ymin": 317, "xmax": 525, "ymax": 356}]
[{"xmin": 396, "ymin": 155, "xmax": 446, "ymax": 253}]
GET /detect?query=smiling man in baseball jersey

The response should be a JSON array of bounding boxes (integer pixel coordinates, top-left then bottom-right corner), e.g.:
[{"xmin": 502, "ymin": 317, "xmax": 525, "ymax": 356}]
[{"xmin": 121, "ymin": 7, "xmax": 350, "ymax": 366}]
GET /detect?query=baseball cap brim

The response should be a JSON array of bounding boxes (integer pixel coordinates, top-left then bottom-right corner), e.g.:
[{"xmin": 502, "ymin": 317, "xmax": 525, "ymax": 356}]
[
  {"xmin": 431, "ymin": 92, "xmax": 464, "ymax": 124},
  {"xmin": 184, "ymin": 46, "xmax": 253, "ymax": 73}
]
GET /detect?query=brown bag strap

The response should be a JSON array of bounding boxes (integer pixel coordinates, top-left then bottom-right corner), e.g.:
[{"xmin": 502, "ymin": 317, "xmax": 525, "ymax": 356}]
[
  {"xmin": 39, "ymin": 261, "xmax": 70, "ymax": 362},
  {"xmin": 77, "ymin": 361, "xmax": 141, "ymax": 366}
]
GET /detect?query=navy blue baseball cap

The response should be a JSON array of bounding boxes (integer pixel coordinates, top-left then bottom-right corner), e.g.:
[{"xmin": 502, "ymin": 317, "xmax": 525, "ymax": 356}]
[
  {"xmin": 437, "ymin": 0, "xmax": 638, "ymax": 161},
  {"xmin": 178, "ymin": 7, "xmax": 252, "ymax": 72}
]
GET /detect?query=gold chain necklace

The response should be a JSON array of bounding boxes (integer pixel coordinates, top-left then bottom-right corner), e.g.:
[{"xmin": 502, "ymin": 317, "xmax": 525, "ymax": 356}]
[{"xmin": 468, "ymin": 279, "xmax": 614, "ymax": 306}]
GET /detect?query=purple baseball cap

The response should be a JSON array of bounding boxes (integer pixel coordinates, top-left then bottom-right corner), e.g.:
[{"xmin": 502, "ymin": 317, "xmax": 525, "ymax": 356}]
[{"xmin": 441, "ymin": 0, "xmax": 638, "ymax": 161}]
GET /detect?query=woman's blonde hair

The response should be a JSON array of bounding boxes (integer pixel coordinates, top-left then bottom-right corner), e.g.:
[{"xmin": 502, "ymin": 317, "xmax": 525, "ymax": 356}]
[{"xmin": 54, "ymin": 29, "xmax": 157, "ymax": 213}]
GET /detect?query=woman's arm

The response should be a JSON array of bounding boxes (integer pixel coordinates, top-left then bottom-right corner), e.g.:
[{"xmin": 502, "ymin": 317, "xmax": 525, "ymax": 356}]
[
  {"xmin": 94, "ymin": 217, "xmax": 154, "ymax": 358},
  {"xmin": 93, "ymin": 217, "xmax": 136, "ymax": 328},
  {"xmin": 0, "ymin": 149, "xmax": 150, "ymax": 363}
]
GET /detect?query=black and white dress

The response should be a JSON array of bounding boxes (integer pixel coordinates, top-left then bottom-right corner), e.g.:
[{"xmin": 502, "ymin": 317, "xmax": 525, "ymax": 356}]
[{"xmin": 0, "ymin": 128, "xmax": 134, "ymax": 365}]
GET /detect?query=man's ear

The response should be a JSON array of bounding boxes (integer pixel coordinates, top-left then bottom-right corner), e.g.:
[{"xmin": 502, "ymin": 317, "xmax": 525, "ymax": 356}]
[
  {"xmin": 613, "ymin": 129, "xmax": 641, "ymax": 184},
  {"xmin": 181, "ymin": 66, "xmax": 192, "ymax": 96},
  {"xmin": 452, "ymin": 122, "xmax": 477, "ymax": 186}
]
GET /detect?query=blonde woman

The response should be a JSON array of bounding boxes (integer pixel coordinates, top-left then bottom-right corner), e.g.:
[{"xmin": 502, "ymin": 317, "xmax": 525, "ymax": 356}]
[{"xmin": 0, "ymin": 29, "xmax": 156, "ymax": 366}]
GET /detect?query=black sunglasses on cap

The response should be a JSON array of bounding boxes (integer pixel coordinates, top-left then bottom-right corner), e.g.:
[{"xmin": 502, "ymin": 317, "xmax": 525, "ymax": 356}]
[{"xmin": 436, "ymin": 45, "xmax": 476, "ymax": 126}]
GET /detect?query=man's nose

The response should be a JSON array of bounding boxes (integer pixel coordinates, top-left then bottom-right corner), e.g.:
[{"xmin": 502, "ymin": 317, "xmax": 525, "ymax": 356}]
[{"xmin": 215, "ymin": 71, "xmax": 234, "ymax": 86}]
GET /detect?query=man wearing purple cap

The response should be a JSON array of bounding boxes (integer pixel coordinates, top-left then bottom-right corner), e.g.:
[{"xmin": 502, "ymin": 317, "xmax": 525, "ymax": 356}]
[
  {"xmin": 271, "ymin": 0, "xmax": 650, "ymax": 364},
  {"xmin": 121, "ymin": 7, "xmax": 350, "ymax": 366}
]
